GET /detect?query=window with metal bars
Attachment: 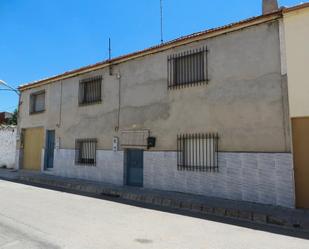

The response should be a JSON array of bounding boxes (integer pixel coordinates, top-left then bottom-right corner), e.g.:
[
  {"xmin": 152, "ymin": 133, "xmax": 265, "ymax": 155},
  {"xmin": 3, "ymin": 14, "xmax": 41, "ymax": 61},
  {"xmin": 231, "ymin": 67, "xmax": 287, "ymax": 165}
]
[
  {"xmin": 177, "ymin": 133, "xmax": 219, "ymax": 172},
  {"xmin": 79, "ymin": 76, "xmax": 102, "ymax": 105},
  {"xmin": 168, "ymin": 47, "xmax": 209, "ymax": 89},
  {"xmin": 30, "ymin": 90, "xmax": 45, "ymax": 114},
  {"xmin": 75, "ymin": 139, "xmax": 97, "ymax": 166}
]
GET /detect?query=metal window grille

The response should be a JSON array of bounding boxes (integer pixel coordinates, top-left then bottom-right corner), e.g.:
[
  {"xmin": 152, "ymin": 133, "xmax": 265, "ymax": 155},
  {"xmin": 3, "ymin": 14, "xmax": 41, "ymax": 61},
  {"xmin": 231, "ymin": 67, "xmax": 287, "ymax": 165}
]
[
  {"xmin": 79, "ymin": 76, "xmax": 102, "ymax": 105},
  {"xmin": 30, "ymin": 91, "xmax": 45, "ymax": 114},
  {"xmin": 75, "ymin": 139, "xmax": 97, "ymax": 166},
  {"xmin": 168, "ymin": 47, "xmax": 209, "ymax": 89},
  {"xmin": 177, "ymin": 133, "xmax": 219, "ymax": 172}
]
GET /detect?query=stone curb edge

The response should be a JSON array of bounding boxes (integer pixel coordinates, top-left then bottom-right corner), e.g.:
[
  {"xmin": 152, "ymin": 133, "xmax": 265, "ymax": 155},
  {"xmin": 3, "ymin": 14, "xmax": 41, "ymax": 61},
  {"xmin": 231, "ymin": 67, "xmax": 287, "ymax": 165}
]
[{"xmin": 17, "ymin": 175, "xmax": 308, "ymax": 232}]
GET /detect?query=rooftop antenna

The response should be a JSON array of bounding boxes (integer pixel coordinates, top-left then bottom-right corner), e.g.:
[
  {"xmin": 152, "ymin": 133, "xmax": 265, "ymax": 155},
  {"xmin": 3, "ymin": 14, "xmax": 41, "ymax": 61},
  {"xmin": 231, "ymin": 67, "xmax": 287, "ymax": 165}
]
[
  {"xmin": 160, "ymin": 0, "xmax": 164, "ymax": 44},
  {"xmin": 109, "ymin": 38, "xmax": 113, "ymax": 75}
]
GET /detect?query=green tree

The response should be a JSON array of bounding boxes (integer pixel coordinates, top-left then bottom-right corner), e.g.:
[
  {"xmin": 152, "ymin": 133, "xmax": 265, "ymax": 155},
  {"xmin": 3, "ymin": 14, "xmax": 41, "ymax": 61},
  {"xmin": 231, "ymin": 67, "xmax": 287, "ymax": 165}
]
[{"xmin": 6, "ymin": 109, "xmax": 17, "ymax": 125}]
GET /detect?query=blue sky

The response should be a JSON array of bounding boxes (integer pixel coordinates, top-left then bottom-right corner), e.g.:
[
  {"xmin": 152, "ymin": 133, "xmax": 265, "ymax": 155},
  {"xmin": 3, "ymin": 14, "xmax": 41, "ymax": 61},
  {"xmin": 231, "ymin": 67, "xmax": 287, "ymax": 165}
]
[{"xmin": 0, "ymin": 0, "xmax": 302, "ymax": 112}]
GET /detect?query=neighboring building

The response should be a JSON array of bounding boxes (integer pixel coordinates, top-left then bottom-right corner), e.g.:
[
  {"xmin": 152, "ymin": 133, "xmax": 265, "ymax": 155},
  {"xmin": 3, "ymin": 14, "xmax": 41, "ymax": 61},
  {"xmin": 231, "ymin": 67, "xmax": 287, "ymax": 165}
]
[
  {"xmin": 0, "ymin": 125, "xmax": 17, "ymax": 169},
  {"xmin": 15, "ymin": 1, "xmax": 309, "ymax": 208},
  {"xmin": 0, "ymin": 112, "xmax": 13, "ymax": 124},
  {"xmin": 283, "ymin": 4, "xmax": 309, "ymax": 209}
]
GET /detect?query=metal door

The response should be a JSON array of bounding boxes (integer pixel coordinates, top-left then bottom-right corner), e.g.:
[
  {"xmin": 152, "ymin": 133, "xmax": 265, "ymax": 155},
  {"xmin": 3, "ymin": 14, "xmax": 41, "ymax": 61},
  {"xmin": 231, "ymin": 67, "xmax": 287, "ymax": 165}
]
[
  {"xmin": 292, "ymin": 117, "xmax": 309, "ymax": 208},
  {"xmin": 126, "ymin": 149, "xmax": 143, "ymax": 187},
  {"xmin": 45, "ymin": 130, "xmax": 55, "ymax": 169}
]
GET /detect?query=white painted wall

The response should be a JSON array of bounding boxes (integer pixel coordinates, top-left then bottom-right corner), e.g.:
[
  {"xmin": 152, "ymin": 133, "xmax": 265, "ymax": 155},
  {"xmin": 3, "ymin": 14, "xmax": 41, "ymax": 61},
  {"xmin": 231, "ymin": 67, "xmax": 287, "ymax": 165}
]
[{"xmin": 0, "ymin": 127, "xmax": 17, "ymax": 169}]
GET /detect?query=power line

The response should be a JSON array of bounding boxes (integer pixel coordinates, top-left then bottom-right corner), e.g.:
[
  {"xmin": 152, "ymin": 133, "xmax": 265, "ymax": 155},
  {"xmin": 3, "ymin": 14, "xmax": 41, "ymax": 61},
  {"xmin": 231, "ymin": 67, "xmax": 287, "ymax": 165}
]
[
  {"xmin": 0, "ymin": 89, "xmax": 16, "ymax": 91},
  {"xmin": 0, "ymin": 88, "xmax": 20, "ymax": 95}
]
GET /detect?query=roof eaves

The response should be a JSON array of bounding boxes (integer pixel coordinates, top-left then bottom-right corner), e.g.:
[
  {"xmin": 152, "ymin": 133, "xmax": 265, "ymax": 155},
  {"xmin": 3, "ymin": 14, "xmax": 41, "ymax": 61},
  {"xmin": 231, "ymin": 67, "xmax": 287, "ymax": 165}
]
[
  {"xmin": 19, "ymin": 10, "xmax": 283, "ymax": 91},
  {"xmin": 283, "ymin": 2, "xmax": 309, "ymax": 13}
]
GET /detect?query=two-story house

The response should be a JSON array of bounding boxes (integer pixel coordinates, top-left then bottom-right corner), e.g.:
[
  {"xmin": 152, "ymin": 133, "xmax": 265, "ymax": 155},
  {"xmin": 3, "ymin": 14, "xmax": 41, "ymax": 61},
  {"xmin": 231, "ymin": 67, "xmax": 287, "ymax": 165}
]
[{"xmin": 16, "ymin": 1, "xmax": 309, "ymax": 209}]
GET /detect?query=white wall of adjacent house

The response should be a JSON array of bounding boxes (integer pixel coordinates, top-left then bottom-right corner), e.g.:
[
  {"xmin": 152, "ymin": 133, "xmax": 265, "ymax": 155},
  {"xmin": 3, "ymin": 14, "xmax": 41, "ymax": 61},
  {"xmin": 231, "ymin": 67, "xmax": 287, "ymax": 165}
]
[{"xmin": 0, "ymin": 126, "xmax": 17, "ymax": 169}]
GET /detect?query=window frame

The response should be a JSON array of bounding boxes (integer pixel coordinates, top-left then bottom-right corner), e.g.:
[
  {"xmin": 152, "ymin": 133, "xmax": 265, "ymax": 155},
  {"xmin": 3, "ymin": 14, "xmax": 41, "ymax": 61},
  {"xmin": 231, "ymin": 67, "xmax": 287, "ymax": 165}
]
[
  {"xmin": 78, "ymin": 76, "xmax": 102, "ymax": 106},
  {"xmin": 29, "ymin": 90, "xmax": 46, "ymax": 115},
  {"xmin": 75, "ymin": 138, "xmax": 97, "ymax": 166},
  {"xmin": 177, "ymin": 133, "xmax": 219, "ymax": 172},
  {"xmin": 167, "ymin": 47, "xmax": 209, "ymax": 89}
]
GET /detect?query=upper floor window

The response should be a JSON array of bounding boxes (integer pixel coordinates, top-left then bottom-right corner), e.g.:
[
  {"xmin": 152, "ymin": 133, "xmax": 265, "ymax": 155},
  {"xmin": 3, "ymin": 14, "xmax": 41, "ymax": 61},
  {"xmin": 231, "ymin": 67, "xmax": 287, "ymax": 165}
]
[
  {"xmin": 168, "ymin": 47, "xmax": 209, "ymax": 89},
  {"xmin": 30, "ymin": 90, "xmax": 45, "ymax": 114},
  {"xmin": 79, "ymin": 76, "xmax": 102, "ymax": 105}
]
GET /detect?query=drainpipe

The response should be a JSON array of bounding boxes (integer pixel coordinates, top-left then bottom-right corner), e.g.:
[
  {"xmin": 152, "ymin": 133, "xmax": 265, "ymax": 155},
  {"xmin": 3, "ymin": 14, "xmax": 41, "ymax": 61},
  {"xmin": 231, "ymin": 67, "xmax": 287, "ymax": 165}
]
[
  {"xmin": 115, "ymin": 72, "xmax": 121, "ymax": 132},
  {"xmin": 56, "ymin": 80, "xmax": 63, "ymax": 128}
]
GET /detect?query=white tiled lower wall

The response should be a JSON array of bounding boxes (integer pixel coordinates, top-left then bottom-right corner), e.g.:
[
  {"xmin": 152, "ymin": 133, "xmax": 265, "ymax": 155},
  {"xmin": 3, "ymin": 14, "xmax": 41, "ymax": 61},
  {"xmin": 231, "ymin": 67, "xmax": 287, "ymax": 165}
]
[
  {"xmin": 51, "ymin": 149, "xmax": 295, "ymax": 208},
  {"xmin": 144, "ymin": 152, "xmax": 295, "ymax": 208},
  {"xmin": 53, "ymin": 149, "xmax": 124, "ymax": 186}
]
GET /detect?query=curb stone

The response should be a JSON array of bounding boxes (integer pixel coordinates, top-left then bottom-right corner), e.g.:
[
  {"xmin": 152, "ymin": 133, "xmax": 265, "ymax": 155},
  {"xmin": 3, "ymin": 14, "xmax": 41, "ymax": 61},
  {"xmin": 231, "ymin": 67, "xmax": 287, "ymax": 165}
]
[
  {"xmin": 14, "ymin": 174, "xmax": 309, "ymax": 232},
  {"xmin": 253, "ymin": 213, "xmax": 267, "ymax": 223}
]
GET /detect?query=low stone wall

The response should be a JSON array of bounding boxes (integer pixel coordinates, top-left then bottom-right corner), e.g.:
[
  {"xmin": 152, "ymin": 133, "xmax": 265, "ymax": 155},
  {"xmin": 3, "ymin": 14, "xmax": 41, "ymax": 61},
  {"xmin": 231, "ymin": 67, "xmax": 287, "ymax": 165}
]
[
  {"xmin": 0, "ymin": 126, "xmax": 17, "ymax": 169},
  {"xmin": 51, "ymin": 149, "xmax": 295, "ymax": 208}
]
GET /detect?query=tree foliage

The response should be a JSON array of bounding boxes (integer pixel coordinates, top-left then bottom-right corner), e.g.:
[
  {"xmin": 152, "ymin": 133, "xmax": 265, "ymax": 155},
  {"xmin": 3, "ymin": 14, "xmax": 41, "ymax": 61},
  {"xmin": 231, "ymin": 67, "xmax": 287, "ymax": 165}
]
[{"xmin": 5, "ymin": 109, "xmax": 17, "ymax": 125}]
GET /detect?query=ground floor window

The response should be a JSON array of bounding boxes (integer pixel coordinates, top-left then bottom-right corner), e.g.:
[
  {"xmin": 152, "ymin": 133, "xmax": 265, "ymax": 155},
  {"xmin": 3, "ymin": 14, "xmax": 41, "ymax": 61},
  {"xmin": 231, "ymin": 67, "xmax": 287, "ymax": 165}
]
[
  {"xmin": 75, "ymin": 139, "xmax": 97, "ymax": 166},
  {"xmin": 177, "ymin": 133, "xmax": 219, "ymax": 172}
]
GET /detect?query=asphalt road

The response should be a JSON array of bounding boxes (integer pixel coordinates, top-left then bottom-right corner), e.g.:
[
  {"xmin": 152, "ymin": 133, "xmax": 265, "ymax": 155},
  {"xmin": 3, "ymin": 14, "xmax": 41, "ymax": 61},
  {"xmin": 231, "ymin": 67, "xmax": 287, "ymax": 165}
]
[{"xmin": 0, "ymin": 180, "xmax": 308, "ymax": 249}]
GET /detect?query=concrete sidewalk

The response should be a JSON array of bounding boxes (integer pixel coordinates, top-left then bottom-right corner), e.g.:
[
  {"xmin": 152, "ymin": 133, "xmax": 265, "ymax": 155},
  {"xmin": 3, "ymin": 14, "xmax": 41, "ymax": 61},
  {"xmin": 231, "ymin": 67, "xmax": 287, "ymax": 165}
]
[{"xmin": 1, "ymin": 168, "xmax": 309, "ymax": 233}]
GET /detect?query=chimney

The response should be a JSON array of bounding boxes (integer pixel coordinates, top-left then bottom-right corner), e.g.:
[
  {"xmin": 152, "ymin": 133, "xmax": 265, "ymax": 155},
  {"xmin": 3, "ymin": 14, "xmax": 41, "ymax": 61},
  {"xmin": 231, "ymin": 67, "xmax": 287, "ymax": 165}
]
[{"xmin": 262, "ymin": 0, "xmax": 278, "ymax": 14}]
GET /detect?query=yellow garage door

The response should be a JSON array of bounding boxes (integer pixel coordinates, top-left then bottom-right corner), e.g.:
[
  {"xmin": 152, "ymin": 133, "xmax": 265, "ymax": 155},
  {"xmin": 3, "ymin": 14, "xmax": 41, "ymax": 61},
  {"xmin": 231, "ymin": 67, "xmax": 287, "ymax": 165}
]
[
  {"xmin": 23, "ymin": 127, "xmax": 44, "ymax": 171},
  {"xmin": 292, "ymin": 117, "xmax": 309, "ymax": 209}
]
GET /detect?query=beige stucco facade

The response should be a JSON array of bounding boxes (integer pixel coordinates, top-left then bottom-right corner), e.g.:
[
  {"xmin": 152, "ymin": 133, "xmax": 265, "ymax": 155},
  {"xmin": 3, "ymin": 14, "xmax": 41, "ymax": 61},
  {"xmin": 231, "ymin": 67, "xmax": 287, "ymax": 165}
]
[
  {"xmin": 18, "ymin": 19, "xmax": 291, "ymax": 153},
  {"xmin": 284, "ymin": 7, "xmax": 309, "ymax": 118}
]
